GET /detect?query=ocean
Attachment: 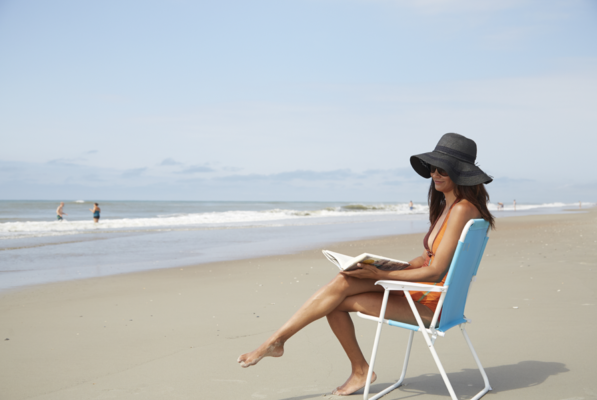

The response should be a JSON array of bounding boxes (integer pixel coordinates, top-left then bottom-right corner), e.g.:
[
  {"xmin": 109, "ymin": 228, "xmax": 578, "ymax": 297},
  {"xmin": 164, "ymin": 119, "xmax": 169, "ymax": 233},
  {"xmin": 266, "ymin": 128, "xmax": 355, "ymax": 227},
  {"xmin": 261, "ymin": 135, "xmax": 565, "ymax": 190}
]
[{"xmin": 0, "ymin": 200, "xmax": 584, "ymax": 291}]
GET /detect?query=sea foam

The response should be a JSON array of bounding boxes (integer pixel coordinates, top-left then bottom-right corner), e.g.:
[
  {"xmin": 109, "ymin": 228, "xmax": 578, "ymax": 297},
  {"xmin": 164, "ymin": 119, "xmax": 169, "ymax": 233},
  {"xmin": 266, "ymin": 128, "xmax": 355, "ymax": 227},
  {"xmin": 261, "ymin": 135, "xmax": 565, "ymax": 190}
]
[{"xmin": 0, "ymin": 203, "xmax": 428, "ymax": 238}]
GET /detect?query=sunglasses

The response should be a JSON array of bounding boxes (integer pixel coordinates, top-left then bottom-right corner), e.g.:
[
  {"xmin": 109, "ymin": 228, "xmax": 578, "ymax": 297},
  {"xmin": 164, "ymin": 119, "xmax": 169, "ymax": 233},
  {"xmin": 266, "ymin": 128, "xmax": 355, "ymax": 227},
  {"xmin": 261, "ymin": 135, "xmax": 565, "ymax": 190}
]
[{"xmin": 428, "ymin": 164, "xmax": 449, "ymax": 176}]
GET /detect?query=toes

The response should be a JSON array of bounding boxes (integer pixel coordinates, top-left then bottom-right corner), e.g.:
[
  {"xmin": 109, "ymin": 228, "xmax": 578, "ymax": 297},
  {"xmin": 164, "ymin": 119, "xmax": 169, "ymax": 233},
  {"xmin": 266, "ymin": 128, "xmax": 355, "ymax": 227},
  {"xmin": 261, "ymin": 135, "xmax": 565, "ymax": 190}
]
[
  {"xmin": 239, "ymin": 358, "xmax": 254, "ymax": 368},
  {"xmin": 332, "ymin": 387, "xmax": 347, "ymax": 396}
]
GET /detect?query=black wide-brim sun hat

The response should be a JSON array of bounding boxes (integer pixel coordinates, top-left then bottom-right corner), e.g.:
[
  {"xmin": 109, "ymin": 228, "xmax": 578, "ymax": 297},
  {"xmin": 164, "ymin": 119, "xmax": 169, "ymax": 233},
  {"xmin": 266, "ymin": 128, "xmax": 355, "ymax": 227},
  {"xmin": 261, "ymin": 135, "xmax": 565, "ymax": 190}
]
[{"xmin": 410, "ymin": 133, "xmax": 492, "ymax": 186}]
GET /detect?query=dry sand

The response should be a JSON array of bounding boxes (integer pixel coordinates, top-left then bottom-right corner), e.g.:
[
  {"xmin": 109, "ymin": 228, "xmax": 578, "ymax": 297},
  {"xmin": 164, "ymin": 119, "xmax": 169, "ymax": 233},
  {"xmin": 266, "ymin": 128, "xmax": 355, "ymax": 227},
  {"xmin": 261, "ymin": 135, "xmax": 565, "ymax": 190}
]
[{"xmin": 1, "ymin": 208, "xmax": 596, "ymax": 400}]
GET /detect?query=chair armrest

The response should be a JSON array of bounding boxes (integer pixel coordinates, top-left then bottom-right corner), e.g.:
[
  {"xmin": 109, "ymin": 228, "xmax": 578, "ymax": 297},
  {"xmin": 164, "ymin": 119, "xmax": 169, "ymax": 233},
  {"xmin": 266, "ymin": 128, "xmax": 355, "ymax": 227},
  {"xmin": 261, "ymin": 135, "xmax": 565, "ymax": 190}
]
[{"xmin": 375, "ymin": 280, "xmax": 447, "ymax": 293}]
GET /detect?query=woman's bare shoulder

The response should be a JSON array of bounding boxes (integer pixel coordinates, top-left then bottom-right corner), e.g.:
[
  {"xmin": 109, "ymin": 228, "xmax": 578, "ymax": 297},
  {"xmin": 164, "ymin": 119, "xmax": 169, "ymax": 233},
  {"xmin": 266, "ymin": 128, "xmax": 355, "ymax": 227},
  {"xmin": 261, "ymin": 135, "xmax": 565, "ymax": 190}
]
[{"xmin": 452, "ymin": 200, "xmax": 482, "ymax": 219}]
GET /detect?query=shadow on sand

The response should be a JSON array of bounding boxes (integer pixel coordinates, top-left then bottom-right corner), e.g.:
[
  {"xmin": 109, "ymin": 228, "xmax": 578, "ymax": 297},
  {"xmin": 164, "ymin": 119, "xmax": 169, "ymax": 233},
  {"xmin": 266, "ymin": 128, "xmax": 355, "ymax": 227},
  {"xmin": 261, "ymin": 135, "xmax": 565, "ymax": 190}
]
[{"xmin": 278, "ymin": 360, "xmax": 568, "ymax": 399}]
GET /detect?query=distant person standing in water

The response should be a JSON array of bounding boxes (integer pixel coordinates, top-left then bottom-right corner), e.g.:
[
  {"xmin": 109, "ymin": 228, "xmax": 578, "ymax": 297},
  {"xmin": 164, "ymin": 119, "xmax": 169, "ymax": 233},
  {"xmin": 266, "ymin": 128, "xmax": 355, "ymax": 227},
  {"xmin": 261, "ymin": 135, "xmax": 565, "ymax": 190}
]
[
  {"xmin": 513, "ymin": 199, "xmax": 516, "ymax": 211},
  {"xmin": 90, "ymin": 203, "xmax": 101, "ymax": 223},
  {"xmin": 56, "ymin": 202, "xmax": 67, "ymax": 221},
  {"xmin": 409, "ymin": 200, "xmax": 414, "ymax": 211}
]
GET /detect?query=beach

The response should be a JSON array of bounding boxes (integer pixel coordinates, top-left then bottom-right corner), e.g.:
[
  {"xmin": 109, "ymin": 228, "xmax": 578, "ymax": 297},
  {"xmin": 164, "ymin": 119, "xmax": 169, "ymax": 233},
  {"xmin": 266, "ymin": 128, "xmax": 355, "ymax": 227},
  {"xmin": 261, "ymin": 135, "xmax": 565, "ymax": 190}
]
[{"xmin": 1, "ymin": 207, "xmax": 596, "ymax": 399}]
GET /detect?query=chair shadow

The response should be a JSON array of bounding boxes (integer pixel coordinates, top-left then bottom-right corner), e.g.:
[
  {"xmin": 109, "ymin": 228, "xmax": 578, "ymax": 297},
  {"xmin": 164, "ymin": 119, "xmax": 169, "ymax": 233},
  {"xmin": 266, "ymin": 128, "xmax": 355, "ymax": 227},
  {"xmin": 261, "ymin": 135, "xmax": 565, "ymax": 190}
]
[
  {"xmin": 365, "ymin": 360, "xmax": 569, "ymax": 399},
  {"xmin": 276, "ymin": 360, "xmax": 568, "ymax": 400}
]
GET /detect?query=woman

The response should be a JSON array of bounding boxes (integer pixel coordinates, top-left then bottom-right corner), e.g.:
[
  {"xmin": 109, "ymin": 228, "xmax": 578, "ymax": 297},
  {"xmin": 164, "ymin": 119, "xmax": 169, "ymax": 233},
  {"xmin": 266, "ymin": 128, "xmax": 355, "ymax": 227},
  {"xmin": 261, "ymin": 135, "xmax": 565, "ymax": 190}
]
[
  {"xmin": 238, "ymin": 133, "xmax": 494, "ymax": 396},
  {"xmin": 90, "ymin": 203, "xmax": 101, "ymax": 223}
]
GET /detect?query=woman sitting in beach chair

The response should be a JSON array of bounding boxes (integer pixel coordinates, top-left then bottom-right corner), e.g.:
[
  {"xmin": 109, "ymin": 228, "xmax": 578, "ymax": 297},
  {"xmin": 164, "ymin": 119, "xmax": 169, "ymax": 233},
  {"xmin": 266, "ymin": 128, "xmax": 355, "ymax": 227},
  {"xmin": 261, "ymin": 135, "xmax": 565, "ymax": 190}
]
[{"xmin": 238, "ymin": 133, "xmax": 495, "ymax": 396}]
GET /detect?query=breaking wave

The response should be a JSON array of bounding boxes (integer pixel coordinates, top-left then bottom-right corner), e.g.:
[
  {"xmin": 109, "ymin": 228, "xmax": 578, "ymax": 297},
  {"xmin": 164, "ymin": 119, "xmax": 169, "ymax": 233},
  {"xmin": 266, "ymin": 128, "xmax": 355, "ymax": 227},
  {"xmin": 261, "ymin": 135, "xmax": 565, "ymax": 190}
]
[{"xmin": 0, "ymin": 202, "xmax": 590, "ymax": 239}]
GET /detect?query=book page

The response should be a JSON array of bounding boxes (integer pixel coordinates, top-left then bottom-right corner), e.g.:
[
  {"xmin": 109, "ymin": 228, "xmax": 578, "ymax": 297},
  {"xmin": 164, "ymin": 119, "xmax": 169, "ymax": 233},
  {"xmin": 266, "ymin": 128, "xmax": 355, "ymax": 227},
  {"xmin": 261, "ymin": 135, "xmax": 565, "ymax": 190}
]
[
  {"xmin": 322, "ymin": 250, "xmax": 355, "ymax": 270},
  {"xmin": 323, "ymin": 250, "xmax": 410, "ymax": 271},
  {"xmin": 356, "ymin": 254, "xmax": 410, "ymax": 271}
]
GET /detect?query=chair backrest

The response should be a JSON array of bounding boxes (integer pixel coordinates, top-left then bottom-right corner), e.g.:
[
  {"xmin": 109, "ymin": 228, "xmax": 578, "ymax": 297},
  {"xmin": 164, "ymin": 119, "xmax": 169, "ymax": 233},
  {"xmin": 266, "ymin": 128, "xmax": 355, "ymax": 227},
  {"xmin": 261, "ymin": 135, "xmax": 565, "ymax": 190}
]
[{"xmin": 437, "ymin": 219, "xmax": 490, "ymax": 333}]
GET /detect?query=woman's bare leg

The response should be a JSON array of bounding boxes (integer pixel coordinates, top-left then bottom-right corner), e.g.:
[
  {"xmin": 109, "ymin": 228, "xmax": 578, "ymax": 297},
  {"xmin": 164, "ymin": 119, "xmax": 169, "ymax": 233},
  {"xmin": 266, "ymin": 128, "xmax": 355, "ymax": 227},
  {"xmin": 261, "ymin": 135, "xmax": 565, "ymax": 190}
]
[
  {"xmin": 237, "ymin": 274, "xmax": 383, "ymax": 367},
  {"xmin": 326, "ymin": 292, "xmax": 434, "ymax": 395},
  {"xmin": 327, "ymin": 308, "xmax": 377, "ymax": 395}
]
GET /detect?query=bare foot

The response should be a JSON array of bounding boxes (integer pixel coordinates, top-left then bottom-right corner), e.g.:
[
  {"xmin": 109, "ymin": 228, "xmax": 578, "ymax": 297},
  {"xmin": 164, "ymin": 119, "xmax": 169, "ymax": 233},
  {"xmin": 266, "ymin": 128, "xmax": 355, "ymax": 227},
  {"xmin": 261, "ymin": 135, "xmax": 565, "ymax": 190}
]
[
  {"xmin": 237, "ymin": 340, "xmax": 284, "ymax": 368},
  {"xmin": 332, "ymin": 370, "xmax": 377, "ymax": 396}
]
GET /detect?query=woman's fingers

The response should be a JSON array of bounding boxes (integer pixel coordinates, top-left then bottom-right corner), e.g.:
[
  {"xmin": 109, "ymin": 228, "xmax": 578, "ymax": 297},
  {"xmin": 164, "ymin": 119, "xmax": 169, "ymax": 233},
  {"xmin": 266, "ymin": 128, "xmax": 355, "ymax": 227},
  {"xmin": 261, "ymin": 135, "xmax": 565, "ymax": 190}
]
[
  {"xmin": 359, "ymin": 263, "xmax": 377, "ymax": 271},
  {"xmin": 343, "ymin": 263, "xmax": 378, "ymax": 279}
]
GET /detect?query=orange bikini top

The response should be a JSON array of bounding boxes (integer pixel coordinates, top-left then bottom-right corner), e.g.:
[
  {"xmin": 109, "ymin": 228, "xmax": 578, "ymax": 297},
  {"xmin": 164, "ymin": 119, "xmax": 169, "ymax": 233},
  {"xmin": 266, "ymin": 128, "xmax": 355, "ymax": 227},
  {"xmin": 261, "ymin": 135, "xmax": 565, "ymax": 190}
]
[{"xmin": 422, "ymin": 200, "xmax": 461, "ymax": 259}]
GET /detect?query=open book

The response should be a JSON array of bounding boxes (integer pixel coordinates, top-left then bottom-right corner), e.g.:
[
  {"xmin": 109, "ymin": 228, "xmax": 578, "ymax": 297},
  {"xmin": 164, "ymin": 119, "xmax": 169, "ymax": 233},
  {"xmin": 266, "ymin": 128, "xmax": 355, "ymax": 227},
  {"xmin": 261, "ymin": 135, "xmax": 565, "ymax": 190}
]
[{"xmin": 322, "ymin": 250, "xmax": 410, "ymax": 272}]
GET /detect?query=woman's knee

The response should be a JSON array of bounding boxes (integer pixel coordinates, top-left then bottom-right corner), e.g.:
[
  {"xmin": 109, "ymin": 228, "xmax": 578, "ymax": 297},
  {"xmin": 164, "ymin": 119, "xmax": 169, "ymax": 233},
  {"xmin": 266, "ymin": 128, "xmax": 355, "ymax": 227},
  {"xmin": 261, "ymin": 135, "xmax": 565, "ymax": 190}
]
[
  {"xmin": 331, "ymin": 272, "xmax": 349, "ymax": 286},
  {"xmin": 329, "ymin": 273, "xmax": 357, "ymax": 293}
]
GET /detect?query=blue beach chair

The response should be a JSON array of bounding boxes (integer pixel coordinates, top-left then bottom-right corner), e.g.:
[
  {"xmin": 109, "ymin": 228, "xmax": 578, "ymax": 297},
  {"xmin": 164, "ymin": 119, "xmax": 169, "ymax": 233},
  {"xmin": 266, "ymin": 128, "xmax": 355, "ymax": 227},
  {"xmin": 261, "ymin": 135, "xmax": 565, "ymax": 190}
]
[{"xmin": 357, "ymin": 219, "xmax": 492, "ymax": 400}]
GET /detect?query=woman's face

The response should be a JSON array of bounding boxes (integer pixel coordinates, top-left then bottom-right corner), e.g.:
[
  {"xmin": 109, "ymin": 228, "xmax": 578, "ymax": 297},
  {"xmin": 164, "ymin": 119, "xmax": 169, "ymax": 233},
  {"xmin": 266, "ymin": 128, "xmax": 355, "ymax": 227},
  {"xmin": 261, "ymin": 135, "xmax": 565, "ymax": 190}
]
[{"xmin": 431, "ymin": 169, "xmax": 455, "ymax": 193}]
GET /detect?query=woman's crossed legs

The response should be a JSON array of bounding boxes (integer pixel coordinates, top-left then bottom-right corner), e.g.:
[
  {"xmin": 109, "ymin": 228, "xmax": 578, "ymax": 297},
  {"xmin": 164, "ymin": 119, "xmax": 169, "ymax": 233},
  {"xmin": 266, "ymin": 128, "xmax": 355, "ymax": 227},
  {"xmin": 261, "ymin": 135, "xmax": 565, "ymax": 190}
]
[{"xmin": 237, "ymin": 273, "xmax": 434, "ymax": 396}]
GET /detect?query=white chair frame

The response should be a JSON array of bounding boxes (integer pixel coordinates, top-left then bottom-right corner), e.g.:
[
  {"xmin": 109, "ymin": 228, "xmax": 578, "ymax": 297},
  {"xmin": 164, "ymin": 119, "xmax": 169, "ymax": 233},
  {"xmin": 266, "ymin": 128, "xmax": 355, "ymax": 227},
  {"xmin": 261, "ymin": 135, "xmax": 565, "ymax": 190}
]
[{"xmin": 357, "ymin": 219, "xmax": 492, "ymax": 400}]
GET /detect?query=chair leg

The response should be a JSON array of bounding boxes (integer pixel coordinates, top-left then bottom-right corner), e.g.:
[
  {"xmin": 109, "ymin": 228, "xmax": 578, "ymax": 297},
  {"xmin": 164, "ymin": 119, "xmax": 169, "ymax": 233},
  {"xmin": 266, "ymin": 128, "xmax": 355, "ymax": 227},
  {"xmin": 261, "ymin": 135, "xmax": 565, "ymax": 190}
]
[
  {"xmin": 403, "ymin": 292, "xmax": 458, "ymax": 400},
  {"xmin": 363, "ymin": 321, "xmax": 414, "ymax": 400},
  {"xmin": 363, "ymin": 289, "xmax": 390, "ymax": 400},
  {"xmin": 396, "ymin": 331, "xmax": 414, "ymax": 387},
  {"xmin": 422, "ymin": 332, "xmax": 458, "ymax": 400},
  {"xmin": 460, "ymin": 326, "xmax": 492, "ymax": 400},
  {"xmin": 373, "ymin": 330, "xmax": 416, "ymax": 400}
]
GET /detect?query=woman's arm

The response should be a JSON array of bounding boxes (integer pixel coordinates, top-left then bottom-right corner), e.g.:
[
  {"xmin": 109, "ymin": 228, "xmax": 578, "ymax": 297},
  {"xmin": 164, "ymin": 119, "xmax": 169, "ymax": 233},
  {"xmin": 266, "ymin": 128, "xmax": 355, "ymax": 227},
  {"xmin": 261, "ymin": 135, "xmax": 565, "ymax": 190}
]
[
  {"xmin": 343, "ymin": 202, "xmax": 480, "ymax": 283},
  {"xmin": 406, "ymin": 251, "xmax": 428, "ymax": 269}
]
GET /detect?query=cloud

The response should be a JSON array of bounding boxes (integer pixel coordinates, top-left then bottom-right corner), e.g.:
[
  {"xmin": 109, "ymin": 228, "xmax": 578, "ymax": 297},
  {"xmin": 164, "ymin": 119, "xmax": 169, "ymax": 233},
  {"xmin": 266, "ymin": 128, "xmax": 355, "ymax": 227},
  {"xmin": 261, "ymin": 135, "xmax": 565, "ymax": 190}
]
[
  {"xmin": 81, "ymin": 173, "xmax": 104, "ymax": 182},
  {"xmin": 222, "ymin": 166, "xmax": 243, "ymax": 172},
  {"xmin": 176, "ymin": 165, "xmax": 215, "ymax": 174},
  {"xmin": 215, "ymin": 168, "xmax": 423, "ymax": 184},
  {"xmin": 121, "ymin": 167, "xmax": 147, "ymax": 178},
  {"xmin": 273, "ymin": 169, "xmax": 354, "ymax": 181},
  {"xmin": 1, "ymin": 159, "xmax": 594, "ymax": 202},
  {"xmin": 86, "ymin": 150, "xmax": 98, "ymax": 155},
  {"xmin": 47, "ymin": 158, "xmax": 85, "ymax": 166},
  {"xmin": 0, "ymin": 164, "xmax": 23, "ymax": 173},
  {"xmin": 216, "ymin": 173, "xmax": 269, "ymax": 182},
  {"xmin": 160, "ymin": 158, "xmax": 184, "ymax": 166},
  {"xmin": 216, "ymin": 169, "xmax": 358, "ymax": 183},
  {"xmin": 397, "ymin": 0, "xmax": 526, "ymax": 15},
  {"xmin": 361, "ymin": 168, "xmax": 416, "ymax": 179}
]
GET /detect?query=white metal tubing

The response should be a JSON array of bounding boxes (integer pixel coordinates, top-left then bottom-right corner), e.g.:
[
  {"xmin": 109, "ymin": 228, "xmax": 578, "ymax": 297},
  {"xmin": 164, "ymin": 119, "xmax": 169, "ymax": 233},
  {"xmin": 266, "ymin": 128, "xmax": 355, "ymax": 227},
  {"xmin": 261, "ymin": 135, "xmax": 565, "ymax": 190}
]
[
  {"xmin": 397, "ymin": 331, "xmax": 414, "ymax": 384},
  {"xmin": 363, "ymin": 289, "xmax": 390, "ymax": 400},
  {"xmin": 368, "ymin": 330, "xmax": 415, "ymax": 400},
  {"xmin": 404, "ymin": 291, "xmax": 458, "ymax": 400},
  {"xmin": 429, "ymin": 291, "xmax": 447, "ymax": 330},
  {"xmin": 460, "ymin": 326, "xmax": 492, "ymax": 400},
  {"xmin": 367, "ymin": 380, "xmax": 401, "ymax": 400},
  {"xmin": 458, "ymin": 220, "xmax": 475, "ymax": 242},
  {"xmin": 357, "ymin": 311, "xmax": 448, "ymax": 337}
]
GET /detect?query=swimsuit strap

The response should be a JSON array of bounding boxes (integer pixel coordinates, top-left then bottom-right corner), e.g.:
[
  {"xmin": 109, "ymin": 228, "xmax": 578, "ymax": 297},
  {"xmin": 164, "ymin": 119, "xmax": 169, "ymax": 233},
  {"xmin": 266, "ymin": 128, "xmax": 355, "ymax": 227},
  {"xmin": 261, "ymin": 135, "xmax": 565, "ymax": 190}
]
[
  {"xmin": 424, "ymin": 199, "xmax": 461, "ymax": 258},
  {"xmin": 416, "ymin": 199, "xmax": 461, "ymax": 304}
]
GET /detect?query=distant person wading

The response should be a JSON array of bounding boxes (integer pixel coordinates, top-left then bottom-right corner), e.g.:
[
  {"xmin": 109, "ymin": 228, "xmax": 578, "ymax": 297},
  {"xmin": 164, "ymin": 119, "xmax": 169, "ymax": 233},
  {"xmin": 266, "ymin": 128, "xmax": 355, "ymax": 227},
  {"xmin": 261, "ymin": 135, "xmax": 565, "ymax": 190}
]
[
  {"xmin": 90, "ymin": 203, "xmax": 101, "ymax": 223},
  {"xmin": 56, "ymin": 202, "xmax": 67, "ymax": 221}
]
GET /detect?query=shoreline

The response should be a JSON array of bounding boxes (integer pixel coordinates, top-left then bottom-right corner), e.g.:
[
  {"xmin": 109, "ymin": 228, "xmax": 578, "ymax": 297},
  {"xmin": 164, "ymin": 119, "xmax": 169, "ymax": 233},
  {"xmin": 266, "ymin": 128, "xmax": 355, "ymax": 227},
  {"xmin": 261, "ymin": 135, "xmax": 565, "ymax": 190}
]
[
  {"xmin": 1, "ymin": 208, "xmax": 596, "ymax": 399},
  {"xmin": 0, "ymin": 207, "xmax": 586, "ymax": 294}
]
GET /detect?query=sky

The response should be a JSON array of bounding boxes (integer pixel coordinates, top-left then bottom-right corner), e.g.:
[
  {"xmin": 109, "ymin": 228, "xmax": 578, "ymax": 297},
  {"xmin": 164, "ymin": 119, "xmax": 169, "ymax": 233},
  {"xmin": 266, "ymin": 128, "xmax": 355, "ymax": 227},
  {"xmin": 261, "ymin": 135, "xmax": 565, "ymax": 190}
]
[{"xmin": 1, "ymin": 0, "xmax": 596, "ymax": 203}]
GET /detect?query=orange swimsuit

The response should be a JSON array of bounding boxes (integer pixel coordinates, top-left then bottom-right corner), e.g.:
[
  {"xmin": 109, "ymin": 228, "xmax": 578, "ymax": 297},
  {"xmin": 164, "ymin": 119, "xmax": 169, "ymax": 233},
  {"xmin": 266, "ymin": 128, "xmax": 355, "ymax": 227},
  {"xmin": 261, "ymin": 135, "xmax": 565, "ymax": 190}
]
[{"xmin": 410, "ymin": 202, "xmax": 459, "ymax": 312}]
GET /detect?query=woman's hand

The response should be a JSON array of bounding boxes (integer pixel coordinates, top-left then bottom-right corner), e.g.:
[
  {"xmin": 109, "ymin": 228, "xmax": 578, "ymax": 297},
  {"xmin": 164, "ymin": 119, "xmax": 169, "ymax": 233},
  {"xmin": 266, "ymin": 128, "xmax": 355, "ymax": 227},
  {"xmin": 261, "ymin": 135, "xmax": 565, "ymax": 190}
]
[{"xmin": 341, "ymin": 263, "xmax": 385, "ymax": 280}]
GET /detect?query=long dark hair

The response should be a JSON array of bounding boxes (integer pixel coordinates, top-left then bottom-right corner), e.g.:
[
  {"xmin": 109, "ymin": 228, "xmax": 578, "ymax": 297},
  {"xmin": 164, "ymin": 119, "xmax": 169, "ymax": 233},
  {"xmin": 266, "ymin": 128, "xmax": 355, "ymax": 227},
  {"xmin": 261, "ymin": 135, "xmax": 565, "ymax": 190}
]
[{"xmin": 428, "ymin": 181, "xmax": 495, "ymax": 229}]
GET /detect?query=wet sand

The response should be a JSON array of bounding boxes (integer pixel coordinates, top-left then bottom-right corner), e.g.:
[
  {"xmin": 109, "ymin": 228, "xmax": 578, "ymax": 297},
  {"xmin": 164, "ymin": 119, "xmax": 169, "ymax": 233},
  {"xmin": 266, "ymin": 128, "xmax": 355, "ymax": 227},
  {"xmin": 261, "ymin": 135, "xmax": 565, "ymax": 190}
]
[{"xmin": 1, "ymin": 207, "xmax": 596, "ymax": 399}]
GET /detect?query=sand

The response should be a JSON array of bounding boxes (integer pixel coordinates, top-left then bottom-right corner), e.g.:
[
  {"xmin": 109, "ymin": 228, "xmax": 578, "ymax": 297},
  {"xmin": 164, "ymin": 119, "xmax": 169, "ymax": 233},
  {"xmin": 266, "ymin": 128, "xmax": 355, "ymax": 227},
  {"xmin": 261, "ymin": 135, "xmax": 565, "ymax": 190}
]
[{"xmin": 1, "ymin": 207, "xmax": 596, "ymax": 400}]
